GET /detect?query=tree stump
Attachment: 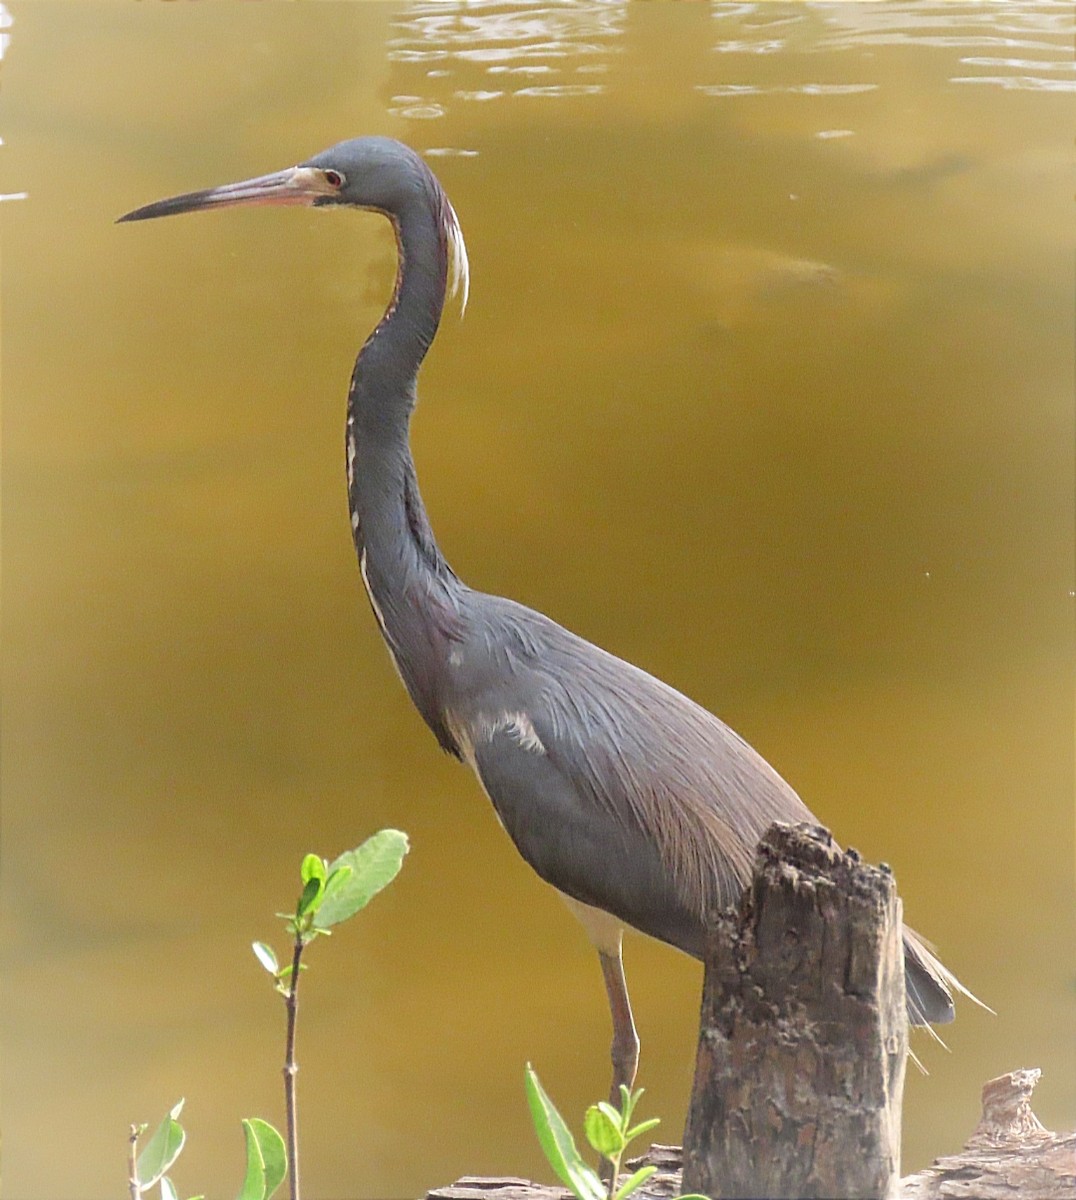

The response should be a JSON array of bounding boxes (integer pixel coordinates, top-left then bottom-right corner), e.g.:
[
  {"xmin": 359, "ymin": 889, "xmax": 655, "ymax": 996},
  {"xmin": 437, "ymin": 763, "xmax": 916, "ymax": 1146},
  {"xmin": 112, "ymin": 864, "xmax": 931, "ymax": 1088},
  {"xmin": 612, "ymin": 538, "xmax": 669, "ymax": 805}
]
[{"xmin": 681, "ymin": 822, "xmax": 907, "ymax": 1199}]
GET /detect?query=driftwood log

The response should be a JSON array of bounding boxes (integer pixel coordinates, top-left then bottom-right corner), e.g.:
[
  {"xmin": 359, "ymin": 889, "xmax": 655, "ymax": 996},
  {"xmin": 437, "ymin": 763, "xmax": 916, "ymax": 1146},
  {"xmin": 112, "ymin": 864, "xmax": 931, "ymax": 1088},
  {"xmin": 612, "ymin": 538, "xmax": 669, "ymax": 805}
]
[{"xmin": 899, "ymin": 1068, "xmax": 1076, "ymax": 1199}]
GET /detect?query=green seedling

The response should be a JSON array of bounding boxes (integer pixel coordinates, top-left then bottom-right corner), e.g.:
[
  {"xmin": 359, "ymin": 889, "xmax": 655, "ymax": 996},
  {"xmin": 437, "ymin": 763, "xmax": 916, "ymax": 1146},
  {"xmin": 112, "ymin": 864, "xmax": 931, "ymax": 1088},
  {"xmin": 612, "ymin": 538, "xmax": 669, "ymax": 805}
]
[
  {"xmin": 525, "ymin": 1065, "xmax": 706, "ymax": 1200},
  {"xmin": 253, "ymin": 830, "xmax": 410, "ymax": 1200},
  {"xmin": 129, "ymin": 830, "xmax": 408, "ymax": 1200}
]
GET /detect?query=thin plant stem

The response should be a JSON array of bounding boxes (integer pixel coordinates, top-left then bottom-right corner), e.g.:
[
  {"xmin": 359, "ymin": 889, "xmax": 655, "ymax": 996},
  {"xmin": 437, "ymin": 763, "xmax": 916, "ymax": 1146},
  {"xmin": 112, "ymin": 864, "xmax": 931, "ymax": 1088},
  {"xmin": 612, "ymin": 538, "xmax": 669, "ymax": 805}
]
[
  {"xmin": 284, "ymin": 935, "xmax": 305, "ymax": 1200},
  {"xmin": 127, "ymin": 1125, "xmax": 141, "ymax": 1200},
  {"xmin": 605, "ymin": 1147, "xmax": 622, "ymax": 1200}
]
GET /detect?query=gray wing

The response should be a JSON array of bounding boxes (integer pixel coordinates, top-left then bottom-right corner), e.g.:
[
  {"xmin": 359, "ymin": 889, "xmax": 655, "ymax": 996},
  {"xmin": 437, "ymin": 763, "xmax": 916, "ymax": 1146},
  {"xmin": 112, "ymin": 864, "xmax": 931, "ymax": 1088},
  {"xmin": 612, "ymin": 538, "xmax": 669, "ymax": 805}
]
[
  {"xmin": 453, "ymin": 594, "xmax": 962, "ymax": 1023},
  {"xmin": 472, "ymin": 725, "xmax": 712, "ymax": 954},
  {"xmin": 457, "ymin": 595, "xmax": 815, "ymax": 957}
]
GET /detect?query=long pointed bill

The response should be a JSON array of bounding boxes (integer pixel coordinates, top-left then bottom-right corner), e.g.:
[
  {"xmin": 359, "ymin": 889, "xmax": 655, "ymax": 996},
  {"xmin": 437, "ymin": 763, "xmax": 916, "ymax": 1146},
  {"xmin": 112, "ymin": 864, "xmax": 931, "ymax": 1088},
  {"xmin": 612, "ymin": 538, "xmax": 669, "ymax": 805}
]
[{"xmin": 117, "ymin": 166, "xmax": 338, "ymax": 223}]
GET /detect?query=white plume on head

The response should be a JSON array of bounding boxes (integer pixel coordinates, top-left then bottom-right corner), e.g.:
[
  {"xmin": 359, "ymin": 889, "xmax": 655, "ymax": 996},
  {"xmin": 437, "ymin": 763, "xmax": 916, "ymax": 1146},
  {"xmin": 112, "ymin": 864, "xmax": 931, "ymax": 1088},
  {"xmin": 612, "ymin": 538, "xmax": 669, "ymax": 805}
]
[{"xmin": 444, "ymin": 196, "xmax": 470, "ymax": 316}]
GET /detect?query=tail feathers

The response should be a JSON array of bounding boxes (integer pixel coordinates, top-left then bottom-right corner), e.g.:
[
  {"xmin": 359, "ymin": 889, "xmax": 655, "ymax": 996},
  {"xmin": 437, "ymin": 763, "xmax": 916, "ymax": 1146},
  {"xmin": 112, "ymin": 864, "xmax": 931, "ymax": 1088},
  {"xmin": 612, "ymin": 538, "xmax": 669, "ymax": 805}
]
[{"xmin": 902, "ymin": 925, "xmax": 992, "ymax": 1031}]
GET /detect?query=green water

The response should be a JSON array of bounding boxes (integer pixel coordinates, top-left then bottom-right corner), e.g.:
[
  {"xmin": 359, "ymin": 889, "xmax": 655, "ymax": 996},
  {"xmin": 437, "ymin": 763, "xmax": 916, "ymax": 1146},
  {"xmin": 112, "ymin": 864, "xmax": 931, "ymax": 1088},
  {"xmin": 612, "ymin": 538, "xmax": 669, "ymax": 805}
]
[{"xmin": 2, "ymin": 3, "xmax": 1072, "ymax": 1197}]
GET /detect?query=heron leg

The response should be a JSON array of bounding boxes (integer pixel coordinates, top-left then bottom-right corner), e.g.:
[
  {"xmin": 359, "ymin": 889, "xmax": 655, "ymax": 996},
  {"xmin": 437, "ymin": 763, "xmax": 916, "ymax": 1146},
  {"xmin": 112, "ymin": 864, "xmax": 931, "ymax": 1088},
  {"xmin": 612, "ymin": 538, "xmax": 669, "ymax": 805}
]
[
  {"xmin": 599, "ymin": 948, "xmax": 639, "ymax": 1107},
  {"xmin": 597, "ymin": 948, "xmax": 639, "ymax": 1189}
]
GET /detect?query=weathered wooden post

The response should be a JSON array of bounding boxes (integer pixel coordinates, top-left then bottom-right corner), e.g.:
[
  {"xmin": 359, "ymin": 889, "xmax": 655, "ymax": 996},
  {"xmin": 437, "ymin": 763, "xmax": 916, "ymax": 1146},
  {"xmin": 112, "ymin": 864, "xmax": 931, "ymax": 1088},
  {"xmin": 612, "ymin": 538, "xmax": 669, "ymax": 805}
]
[{"xmin": 681, "ymin": 822, "xmax": 907, "ymax": 1200}]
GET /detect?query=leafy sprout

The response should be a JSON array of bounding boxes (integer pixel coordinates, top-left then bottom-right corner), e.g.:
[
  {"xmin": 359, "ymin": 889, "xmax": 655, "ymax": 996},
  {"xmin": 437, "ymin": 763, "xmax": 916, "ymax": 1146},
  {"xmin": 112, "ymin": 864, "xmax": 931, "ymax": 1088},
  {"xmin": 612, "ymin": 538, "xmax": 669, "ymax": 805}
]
[
  {"xmin": 130, "ymin": 830, "xmax": 409, "ymax": 1200},
  {"xmin": 525, "ymin": 1066, "xmax": 706, "ymax": 1200}
]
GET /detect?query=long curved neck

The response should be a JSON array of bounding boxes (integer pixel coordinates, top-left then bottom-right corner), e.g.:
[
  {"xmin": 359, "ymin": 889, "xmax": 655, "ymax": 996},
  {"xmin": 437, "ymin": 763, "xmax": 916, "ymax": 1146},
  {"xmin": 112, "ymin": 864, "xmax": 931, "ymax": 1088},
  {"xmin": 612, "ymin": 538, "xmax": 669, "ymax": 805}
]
[
  {"xmin": 350, "ymin": 189, "xmax": 446, "ymax": 442},
  {"xmin": 346, "ymin": 182, "xmax": 465, "ymax": 755}
]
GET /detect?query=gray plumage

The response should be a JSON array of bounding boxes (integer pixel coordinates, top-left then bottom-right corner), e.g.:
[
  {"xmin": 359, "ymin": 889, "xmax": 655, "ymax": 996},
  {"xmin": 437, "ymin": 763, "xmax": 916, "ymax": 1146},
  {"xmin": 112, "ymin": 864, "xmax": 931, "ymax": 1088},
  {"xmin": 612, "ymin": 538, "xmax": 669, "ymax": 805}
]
[{"xmin": 119, "ymin": 138, "xmax": 972, "ymax": 1093}]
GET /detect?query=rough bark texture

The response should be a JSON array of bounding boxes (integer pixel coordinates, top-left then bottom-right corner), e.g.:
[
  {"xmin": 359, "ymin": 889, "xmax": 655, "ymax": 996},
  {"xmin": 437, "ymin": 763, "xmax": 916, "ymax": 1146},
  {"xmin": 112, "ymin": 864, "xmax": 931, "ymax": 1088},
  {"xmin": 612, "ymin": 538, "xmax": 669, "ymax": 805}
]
[{"xmin": 681, "ymin": 822, "xmax": 907, "ymax": 1199}]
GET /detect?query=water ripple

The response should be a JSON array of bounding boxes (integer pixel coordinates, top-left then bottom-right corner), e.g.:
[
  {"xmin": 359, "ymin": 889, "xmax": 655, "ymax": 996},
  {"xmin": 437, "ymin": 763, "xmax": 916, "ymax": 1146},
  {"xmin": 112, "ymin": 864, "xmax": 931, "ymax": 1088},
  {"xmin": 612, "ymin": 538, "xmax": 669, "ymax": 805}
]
[
  {"xmin": 951, "ymin": 74, "xmax": 1076, "ymax": 92},
  {"xmin": 387, "ymin": 95, "xmax": 446, "ymax": 120},
  {"xmin": 960, "ymin": 55, "xmax": 1075, "ymax": 71},
  {"xmin": 701, "ymin": 2, "xmax": 1075, "ymax": 97},
  {"xmin": 385, "ymin": 1, "xmax": 1074, "ymax": 111},
  {"xmin": 387, "ymin": 1, "xmax": 624, "ymax": 116},
  {"xmin": 389, "ymin": 1, "xmax": 626, "ymax": 67},
  {"xmin": 697, "ymin": 82, "xmax": 877, "ymax": 98},
  {"xmin": 714, "ymin": 39, "xmax": 787, "ymax": 55},
  {"xmin": 454, "ymin": 89, "xmax": 504, "ymax": 102},
  {"xmin": 514, "ymin": 83, "xmax": 605, "ymax": 99}
]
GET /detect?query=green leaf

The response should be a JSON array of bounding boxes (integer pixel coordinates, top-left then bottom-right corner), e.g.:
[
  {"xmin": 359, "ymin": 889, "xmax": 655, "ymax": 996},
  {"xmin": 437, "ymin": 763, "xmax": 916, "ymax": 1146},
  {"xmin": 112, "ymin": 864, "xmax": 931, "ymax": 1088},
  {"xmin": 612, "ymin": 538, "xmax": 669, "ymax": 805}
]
[
  {"xmin": 296, "ymin": 876, "xmax": 323, "ymax": 918},
  {"xmin": 252, "ymin": 942, "xmax": 279, "ymax": 975},
  {"xmin": 583, "ymin": 1103, "xmax": 624, "ymax": 1158},
  {"xmin": 596, "ymin": 1101, "xmax": 624, "ymax": 1130},
  {"xmin": 137, "ymin": 1102, "xmax": 186, "ymax": 1188},
  {"xmin": 300, "ymin": 854, "xmax": 326, "ymax": 886},
  {"xmin": 323, "ymin": 864, "xmax": 353, "ymax": 897},
  {"xmin": 613, "ymin": 1165, "xmax": 657, "ymax": 1200},
  {"xmin": 624, "ymin": 1117, "xmax": 660, "ymax": 1144},
  {"xmin": 313, "ymin": 830, "xmax": 409, "ymax": 929},
  {"xmin": 276, "ymin": 962, "xmax": 308, "ymax": 984},
  {"xmin": 524, "ymin": 1065, "xmax": 604, "ymax": 1200},
  {"xmin": 235, "ymin": 1118, "xmax": 287, "ymax": 1200},
  {"xmin": 159, "ymin": 1177, "xmax": 179, "ymax": 1200},
  {"xmin": 251, "ymin": 1119, "xmax": 287, "ymax": 1200}
]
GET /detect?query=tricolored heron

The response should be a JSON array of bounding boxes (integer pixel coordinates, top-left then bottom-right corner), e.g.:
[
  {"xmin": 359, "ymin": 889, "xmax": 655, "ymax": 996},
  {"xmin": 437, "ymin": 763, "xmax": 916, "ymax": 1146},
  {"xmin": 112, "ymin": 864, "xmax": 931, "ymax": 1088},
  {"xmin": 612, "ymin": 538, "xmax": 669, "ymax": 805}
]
[{"xmin": 120, "ymin": 137, "xmax": 974, "ymax": 1106}]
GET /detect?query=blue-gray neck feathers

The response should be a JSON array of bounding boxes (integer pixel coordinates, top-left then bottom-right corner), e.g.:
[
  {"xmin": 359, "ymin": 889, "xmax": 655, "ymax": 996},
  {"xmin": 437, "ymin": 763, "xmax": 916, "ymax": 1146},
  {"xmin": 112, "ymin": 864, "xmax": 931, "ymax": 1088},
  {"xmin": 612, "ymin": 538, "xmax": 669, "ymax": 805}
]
[{"xmin": 345, "ymin": 156, "xmax": 465, "ymax": 753}]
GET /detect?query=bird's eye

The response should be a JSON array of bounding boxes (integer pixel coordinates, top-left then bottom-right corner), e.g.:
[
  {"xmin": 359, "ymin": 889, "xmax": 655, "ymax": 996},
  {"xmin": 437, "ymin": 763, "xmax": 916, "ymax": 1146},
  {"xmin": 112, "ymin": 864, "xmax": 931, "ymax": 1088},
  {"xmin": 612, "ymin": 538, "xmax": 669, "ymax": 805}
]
[{"xmin": 324, "ymin": 169, "xmax": 345, "ymax": 189}]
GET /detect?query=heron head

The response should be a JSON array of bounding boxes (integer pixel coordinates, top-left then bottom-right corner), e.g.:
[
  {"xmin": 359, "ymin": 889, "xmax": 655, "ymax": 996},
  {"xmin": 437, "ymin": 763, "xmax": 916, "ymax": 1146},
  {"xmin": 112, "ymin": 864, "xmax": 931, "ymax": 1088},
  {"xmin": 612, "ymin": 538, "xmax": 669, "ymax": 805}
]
[
  {"xmin": 118, "ymin": 135, "xmax": 468, "ymax": 311},
  {"xmin": 301, "ymin": 137, "xmax": 433, "ymax": 211}
]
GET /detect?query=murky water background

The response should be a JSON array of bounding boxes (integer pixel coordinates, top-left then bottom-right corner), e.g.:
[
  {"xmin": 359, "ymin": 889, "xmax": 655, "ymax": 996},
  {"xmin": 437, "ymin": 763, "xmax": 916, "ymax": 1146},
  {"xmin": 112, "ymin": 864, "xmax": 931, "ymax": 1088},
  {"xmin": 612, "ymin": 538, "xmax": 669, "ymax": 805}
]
[{"xmin": 2, "ymin": 2, "xmax": 1072, "ymax": 1197}]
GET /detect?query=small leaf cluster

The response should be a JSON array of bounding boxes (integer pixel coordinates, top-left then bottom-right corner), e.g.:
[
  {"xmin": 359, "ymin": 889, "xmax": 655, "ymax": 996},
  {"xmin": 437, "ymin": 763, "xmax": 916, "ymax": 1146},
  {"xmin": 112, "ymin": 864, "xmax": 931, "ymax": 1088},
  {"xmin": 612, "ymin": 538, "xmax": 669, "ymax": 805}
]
[
  {"xmin": 252, "ymin": 831, "xmax": 409, "ymax": 991},
  {"xmin": 525, "ymin": 1067, "xmax": 705, "ymax": 1200},
  {"xmin": 132, "ymin": 1100, "xmax": 285, "ymax": 1200},
  {"xmin": 524, "ymin": 1068, "xmax": 644, "ymax": 1200}
]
